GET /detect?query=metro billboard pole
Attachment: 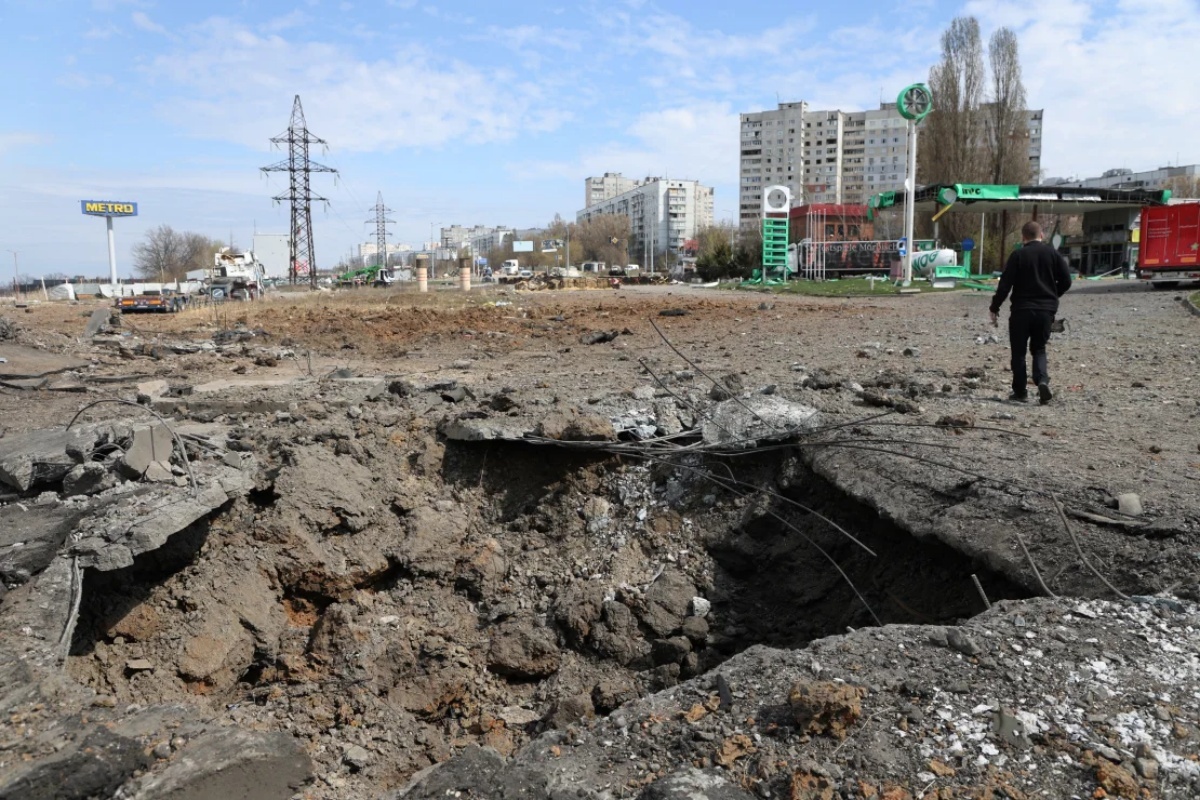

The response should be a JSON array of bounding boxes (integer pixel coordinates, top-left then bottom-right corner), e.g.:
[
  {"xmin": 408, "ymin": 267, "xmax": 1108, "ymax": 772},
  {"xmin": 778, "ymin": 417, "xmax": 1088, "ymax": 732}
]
[{"xmin": 81, "ymin": 200, "xmax": 138, "ymax": 289}]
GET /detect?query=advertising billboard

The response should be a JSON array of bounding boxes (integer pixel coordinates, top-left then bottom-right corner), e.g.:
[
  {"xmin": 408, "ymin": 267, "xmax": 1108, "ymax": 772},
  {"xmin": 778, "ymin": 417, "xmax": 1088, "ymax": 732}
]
[
  {"xmin": 81, "ymin": 201, "xmax": 138, "ymax": 217},
  {"xmin": 512, "ymin": 240, "xmax": 534, "ymax": 252}
]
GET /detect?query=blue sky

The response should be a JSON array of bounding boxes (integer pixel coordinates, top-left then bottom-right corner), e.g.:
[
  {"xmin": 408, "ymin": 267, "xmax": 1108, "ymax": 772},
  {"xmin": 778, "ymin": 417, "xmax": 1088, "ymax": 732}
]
[{"xmin": 2, "ymin": 0, "xmax": 1199, "ymax": 278}]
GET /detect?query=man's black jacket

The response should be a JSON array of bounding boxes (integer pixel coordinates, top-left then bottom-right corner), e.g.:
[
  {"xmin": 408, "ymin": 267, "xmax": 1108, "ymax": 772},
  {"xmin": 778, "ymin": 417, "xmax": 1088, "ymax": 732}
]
[{"xmin": 990, "ymin": 240, "xmax": 1072, "ymax": 315}]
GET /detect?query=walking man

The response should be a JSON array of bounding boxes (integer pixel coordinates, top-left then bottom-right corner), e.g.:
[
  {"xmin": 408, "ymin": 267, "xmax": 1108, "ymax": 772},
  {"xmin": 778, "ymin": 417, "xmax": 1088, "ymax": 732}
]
[{"xmin": 989, "ymin": 221, "xmax": 1072, "ymax": 404}]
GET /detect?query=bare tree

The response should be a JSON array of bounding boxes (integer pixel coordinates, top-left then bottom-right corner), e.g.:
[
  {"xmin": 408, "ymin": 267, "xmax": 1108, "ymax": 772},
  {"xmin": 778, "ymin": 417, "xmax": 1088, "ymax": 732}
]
[
  {"xmin": 986, "ymin": 27, "xmax": 1032, "ymax": 186},
  {"xmin": 132, "ymin": 225, "xmax": 223, "ymax": 281},
  {"xmin": 919, "ymin": 17, "xmax": 987, "ymax": 187},
  {"xmin": 1162, "ymin": 174, "xmax": 1200, "ymax": 198},
  {"xmin": 574, "ymin": 214, "xmax": 631, "ymax": 267}
]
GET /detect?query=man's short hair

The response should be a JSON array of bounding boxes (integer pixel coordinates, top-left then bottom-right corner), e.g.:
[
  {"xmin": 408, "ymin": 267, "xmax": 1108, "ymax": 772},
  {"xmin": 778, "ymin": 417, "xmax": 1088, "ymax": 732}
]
[{"xmin": 1021, "ymin": 221, "xmax": 1043, "ymax": 241}]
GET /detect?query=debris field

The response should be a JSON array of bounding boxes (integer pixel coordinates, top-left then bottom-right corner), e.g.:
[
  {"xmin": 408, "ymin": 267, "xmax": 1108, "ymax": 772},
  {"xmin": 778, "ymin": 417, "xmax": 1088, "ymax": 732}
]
[{"xmin": 1, "ymin": 280, "xmax": 1198, "ymax": 800}]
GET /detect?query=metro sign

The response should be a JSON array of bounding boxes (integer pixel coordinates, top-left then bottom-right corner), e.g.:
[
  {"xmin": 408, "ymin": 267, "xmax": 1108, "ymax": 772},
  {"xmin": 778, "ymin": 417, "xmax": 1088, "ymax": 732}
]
[{"xmin": 81, "ymin": 200, "xmax": 138, "ymax": 217}]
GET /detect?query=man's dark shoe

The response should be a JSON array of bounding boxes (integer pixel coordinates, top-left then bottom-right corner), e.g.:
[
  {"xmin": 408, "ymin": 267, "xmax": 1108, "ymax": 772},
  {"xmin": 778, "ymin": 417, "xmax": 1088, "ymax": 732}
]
[
  {"xmin": 1008, "ymin": 392, "xmax": 1028, "ymax": 403},
  {"xmin": 1037, "ymin": 382, "xmax": 1052, "ymax": 405}
]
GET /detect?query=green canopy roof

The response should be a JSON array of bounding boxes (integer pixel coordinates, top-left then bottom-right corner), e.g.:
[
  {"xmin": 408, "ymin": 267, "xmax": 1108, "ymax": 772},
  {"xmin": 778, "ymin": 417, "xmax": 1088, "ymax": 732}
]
[{"xmin": 868, "ymin": 184, "xmax": 1171, "ymax": 219}]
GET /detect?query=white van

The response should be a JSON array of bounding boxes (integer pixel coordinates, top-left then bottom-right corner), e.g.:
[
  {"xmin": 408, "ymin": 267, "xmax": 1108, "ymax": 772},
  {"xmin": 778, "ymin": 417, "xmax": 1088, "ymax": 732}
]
[{"xmin": 581, "ymin": 261, "xmax": 606, "ymax": 274}]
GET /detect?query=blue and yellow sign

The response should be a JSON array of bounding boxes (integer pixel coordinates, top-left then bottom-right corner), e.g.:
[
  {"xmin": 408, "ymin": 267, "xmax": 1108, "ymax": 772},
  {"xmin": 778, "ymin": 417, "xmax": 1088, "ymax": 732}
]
[{"xmin": 81, "ymin": 200, "xmax": 138, "ymax": 217}]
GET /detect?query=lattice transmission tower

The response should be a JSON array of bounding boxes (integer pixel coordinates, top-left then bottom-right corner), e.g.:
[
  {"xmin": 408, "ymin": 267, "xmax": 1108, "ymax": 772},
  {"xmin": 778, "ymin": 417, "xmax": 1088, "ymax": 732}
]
[
  {"xmin": 367, "ymin": 192, "xmax": 395, "ymax": 268},
  {"xmin": 261, "ymin": 95, "xmax": 338, "ymax": 288}
]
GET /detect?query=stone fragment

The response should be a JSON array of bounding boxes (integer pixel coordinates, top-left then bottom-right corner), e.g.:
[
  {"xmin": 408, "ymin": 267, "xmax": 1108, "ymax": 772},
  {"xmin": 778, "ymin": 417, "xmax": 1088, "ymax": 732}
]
[
  {"xmin": 640, "ymin": 569, "xmax": 697, "ymax": 637},
  {"xmin": 84, "ymin": 308, "xmax": 112, "ymax": 338},
  {"xmin": 1117, "ymin": 493, "xmax": 1143, "ymax": 516},
  {"xmin": 0, "ymin": 427, "xmax": 99, "ymax": 491},
  {"xmin": 62, "ymin": 462, "xmax": 115, "ymax": 496},
  {"xmin": 118, "ymin": 424, "xmax": 173, "ymax": 479},
  {"xmin": 992, "ymin": 707, "xmax": 1032, "ymax": 749},
  {"xmin": 542, "ymin": 694, "xmax": 594, "ymax": 729},
  {"xmin": 787, "ymin": 681, "xmax": 865, "ymax": 739},
  {"xmin": 580, "ymin": 330, "xmax": 619, "ymax": 345},
  {"xmin": 128, "ymin": 728, "xmax": 311, "ymax": 800},
  {"xmin": 638, "ymin": 767, "xmax": 757, "ymax": 800},
  {"xmin": 487, "ymin": 617, "xmax": 561, "ymax": 679},
  {"xmin": 535, "ymin": 411, "xmax": 613, "ymax": 441},
  {"xmin": 947, "ymin": 628, "xmax": 983, "ymax": 656},
  {"xmin": 343, "ymin": 744, "xmax": 371, "ymax": 771}
]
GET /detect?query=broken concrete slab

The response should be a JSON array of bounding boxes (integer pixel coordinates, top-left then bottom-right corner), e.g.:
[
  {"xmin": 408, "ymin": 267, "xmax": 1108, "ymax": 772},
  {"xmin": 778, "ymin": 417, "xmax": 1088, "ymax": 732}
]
[
  {"xmin": 0, "ymin": 719, "xmax": 153, "ymax": 800},
  {"xmin": 72, "ymin": 469, "xmax": 252, "ymax": 571},
  {"xmin": 0, "ymin": 503, "xmax": 85, "ymax": 588},
  {"xmin": 127, "ymin": 728, "xmax": 312, "ymax": 800},
  {"xmin": 440, "ymin": 414, "xmax": 532, "ymax": 442},
  {"xmin": 700, "ymin": 396, "xmax": 822, "ymax": 449},
  {"xmin": 118, "ymin": 424, "xmax": 173, "ymax": 479},
  {"xmin": 83, "ymin": 308, "xmax": 112, "ymax": 339},
  {"xmin": 0, "ymin": 427, "xmax": 99, "ymax": 492},
  {"xmin": 0, "ymin": 344, "xmax": 89, "ymax": 381}
]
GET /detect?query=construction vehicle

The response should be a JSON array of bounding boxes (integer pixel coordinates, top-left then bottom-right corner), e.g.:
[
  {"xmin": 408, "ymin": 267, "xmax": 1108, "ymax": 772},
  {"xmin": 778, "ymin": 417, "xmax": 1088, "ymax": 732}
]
[
  {"xmin": 1137, "ymin": 203, "xmax": 1200, "ymax": 288},
  {"xmin": 336, "ymin": 263, "xmax": 396, "ymax": 287},
  {"xmin": 207, "ymin": 249, "xmax": 267, "ymax": 300}
]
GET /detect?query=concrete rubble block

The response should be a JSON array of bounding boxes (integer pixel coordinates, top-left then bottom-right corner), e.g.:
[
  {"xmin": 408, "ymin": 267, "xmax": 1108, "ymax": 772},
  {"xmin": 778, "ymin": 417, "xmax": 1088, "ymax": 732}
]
[
  {"xmin": 128, "ymin": 728, "xmax": 312, "ymax": 800},
  {"xmin": 440, "ymin": 415, "xmax": 531, "ymax": 442},
  {"xmin": 83, "ymin": 307, "xmax": 112, "ymax": 338},
  {"xmin": 0, "ymin": 426, "xmax": 100, "ymax": 492},
  {"xmin": 389, "ymin": 745, "xmax": 548, "ymax": 800},
  {"xmin": 535, "ymin": 410, "xmax": 614, "ymax": 442},
  {"xmin": 0, "ymin": 723, "xmax": 153, "ymax": 800},
  {"xmin": 700, "ymin": 396, "xmax": 821, "ymax": 449},
  {"xmin": 1117, "ymin": 493, "xmax": 1143, "ymax": 516},
  {"xmin": 0, "ymin": 503, "xmax": 83, "ymax": 587},
  {"xmin": 135, "ymin": 379, "xmax": 169, "ymax": 403},
  {"xmin": 118, "ymin": 424, "xmax": 174, "ymax": 479},
  {"xmin": 637, "ymin": 767, "xmax": 758, "ymax": 800},
  {"xmin": 62, "ymin": 462, "xmax": 115, "ymax": 497}
]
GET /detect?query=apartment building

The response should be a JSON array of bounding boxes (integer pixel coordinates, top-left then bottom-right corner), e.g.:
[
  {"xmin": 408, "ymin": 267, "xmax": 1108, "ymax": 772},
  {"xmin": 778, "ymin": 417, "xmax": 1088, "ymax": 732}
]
[
  {"xmin": 584, "ymin": 173, "xmax": 644, "ymax": 209},
  {"xmin": 1049, "ymin": 163, "xmax": 1198, "ymax": 191},
  {"xmin": 577, "ymin": 177, "xmax": 714, "ymax": 261},
  {"xmin": 740, "ymin": 101, "xmax": 1044, "ymax": 226}
]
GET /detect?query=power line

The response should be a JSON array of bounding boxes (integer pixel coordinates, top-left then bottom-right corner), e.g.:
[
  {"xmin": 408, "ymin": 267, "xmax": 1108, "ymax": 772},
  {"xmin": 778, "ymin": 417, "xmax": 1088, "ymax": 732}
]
[{"xmin": 261, "ymin": 95, "xmax": 338, "ymax": 288}]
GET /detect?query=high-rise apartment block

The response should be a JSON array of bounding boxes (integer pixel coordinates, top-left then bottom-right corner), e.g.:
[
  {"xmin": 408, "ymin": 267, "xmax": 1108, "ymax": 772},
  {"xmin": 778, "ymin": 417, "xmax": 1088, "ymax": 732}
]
[
  {"xmin": 577, "ymin": 177, "xmax": 714, "ymax": 261},
  {"xmin": 740, "ymin": 101, "xmax": 1044, "ymax": 227},
  {"xmin": 585, "ymin": 173, "xmax": 644, "ymax": 209}
]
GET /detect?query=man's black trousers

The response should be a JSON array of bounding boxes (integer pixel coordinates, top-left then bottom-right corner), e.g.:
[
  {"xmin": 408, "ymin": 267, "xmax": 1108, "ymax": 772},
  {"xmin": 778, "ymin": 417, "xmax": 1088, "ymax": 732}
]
[{"xmin": 1008, "ymin": 308, "xmax": 1055, "ymax": 395}]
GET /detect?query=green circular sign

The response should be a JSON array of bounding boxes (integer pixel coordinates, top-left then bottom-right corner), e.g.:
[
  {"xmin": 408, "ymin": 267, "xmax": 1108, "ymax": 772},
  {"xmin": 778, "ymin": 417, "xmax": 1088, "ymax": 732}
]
[{"xmin": 898, "ymin": 83, "xmax": 933, "ymax": 121}]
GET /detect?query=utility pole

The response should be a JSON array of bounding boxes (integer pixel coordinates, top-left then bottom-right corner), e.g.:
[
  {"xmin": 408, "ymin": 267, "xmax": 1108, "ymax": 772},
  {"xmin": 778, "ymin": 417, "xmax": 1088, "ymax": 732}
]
[
  {"xmin": 261, "ymin": 95, "xmax": 338, "ymax": 289},
  {"xmin": 367, "ymin": 192, "xmax": 395, "ymax": 269}
]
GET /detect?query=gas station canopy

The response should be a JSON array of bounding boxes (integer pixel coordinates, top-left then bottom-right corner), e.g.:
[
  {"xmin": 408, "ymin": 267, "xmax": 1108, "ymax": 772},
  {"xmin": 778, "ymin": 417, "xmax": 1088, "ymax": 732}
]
[{"xmin": 868, "ymin": 184, "xmax": 1172, "ymax": 219}]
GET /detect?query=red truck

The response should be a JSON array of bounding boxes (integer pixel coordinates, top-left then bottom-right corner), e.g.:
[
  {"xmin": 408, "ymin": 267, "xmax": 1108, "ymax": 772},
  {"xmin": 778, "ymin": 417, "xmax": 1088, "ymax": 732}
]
[{"xmin": 1137, "ymin": 203, "xmax": 1200, "ymax": 288}]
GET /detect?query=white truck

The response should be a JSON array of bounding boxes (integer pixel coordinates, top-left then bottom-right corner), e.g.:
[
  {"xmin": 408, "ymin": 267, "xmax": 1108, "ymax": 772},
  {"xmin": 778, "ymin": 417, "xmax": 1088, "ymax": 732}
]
[{"xmin": 501, "ymin": 259, "xmax": 520, "ymax": 276}]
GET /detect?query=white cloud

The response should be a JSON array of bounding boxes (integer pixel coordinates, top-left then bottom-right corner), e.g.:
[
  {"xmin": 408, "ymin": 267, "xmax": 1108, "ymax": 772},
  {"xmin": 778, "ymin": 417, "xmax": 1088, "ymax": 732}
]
[
  {"xmin": 84, "ymin": 23, "xmax": 121, "ymax": 39},
  {"xmin": 131, "ymin": 11, "xmax": 170, "ymax": 36},
  {"xmin": 139, "ymin": 17, "xmax": 572, "ymax": 152},
  {"xmin": 509, "ymin": 101, "xmax": 741, "ymax": 192},
  {"xmin": 963, "ymin": 0, "xmax": 1200, "ymax": 176},
  {"xmin": 0, "ymin": 132, "xmax": 50, "ymax": 158}
]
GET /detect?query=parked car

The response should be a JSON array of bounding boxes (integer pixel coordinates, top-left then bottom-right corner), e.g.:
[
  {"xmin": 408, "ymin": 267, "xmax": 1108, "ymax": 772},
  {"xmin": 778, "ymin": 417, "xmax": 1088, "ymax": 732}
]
[{"xmin": 518, "ymin": 268, "xmax": 534, "ymax": 279}]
